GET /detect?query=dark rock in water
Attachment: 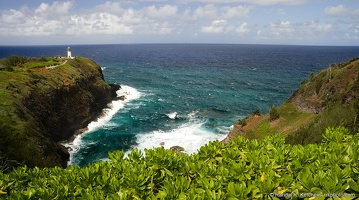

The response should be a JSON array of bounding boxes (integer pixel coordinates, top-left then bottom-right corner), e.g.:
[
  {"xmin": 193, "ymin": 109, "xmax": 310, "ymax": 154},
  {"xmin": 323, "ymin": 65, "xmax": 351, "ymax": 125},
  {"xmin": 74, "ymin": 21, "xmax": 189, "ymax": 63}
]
[
  {"xmin": 170, "ymin": 146, "xmax": 185, "ymax": 152},
  {"xmin": 160, "ymin": 142, "xmax": 165, "ymax": 146},
  {"xmin": 55, "ymin": 143, "xmax": 70, "ymax": 167},
  {"xmin": 119, "ymin": 95, "xmax": 126, "ymax": 100},
  {"xmin": 109, "ymin": 84, "xmax": 121, "ymax": 98}
]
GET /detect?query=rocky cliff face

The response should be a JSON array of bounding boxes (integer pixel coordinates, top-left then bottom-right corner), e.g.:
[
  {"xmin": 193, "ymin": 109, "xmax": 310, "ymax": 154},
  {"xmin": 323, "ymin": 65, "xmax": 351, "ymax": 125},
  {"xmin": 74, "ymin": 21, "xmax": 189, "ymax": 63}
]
[
  {"xmin": 287, "ymin": 59, "xmax": 359, "ymax": 114},
  {"xmin": 0, "ymin": 57, "xmax": 120, "ymax": 169}
]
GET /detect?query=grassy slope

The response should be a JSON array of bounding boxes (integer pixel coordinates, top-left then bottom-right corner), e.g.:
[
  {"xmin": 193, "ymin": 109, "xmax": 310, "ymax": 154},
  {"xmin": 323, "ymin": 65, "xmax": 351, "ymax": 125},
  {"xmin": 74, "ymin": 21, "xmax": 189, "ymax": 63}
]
[
  {"xmin": 0, "ymin": 57, "xmax": 110, "ymax": 169},
  {"xmin": 225, "ymin": 58, "xmax": 359, "ymax": 143}
]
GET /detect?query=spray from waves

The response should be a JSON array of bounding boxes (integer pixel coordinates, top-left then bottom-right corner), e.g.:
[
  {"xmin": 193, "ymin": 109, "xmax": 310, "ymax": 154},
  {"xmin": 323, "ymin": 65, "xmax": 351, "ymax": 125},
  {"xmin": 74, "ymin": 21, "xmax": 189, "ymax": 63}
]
[
  {"xmin": 166, "ymin": 112, "xmax": 177, "ymax": 119},
  {"xmin": 63, "ymin": 85, "xmax": 141, "ymax": 165},
  {"xmin": 129, "ymin": 112, "xmax": 228, "ymax": 156}
]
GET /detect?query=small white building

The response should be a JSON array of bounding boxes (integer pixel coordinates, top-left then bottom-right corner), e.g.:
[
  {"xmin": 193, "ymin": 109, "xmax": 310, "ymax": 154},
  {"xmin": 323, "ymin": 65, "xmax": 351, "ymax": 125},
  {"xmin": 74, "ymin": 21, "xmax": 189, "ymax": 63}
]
[{"xmin": 67, "ymin": 47, "xmax": 74, "ymax": 59}]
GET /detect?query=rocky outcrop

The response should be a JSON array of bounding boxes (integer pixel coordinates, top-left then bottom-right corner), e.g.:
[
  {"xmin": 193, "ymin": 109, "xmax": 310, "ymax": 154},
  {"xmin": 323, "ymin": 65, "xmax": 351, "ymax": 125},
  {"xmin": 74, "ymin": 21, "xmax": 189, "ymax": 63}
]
[
  {"xmin": 222, "ymin": 124, "xmax": 245, "ymax": 144},
  {"xmin": 287, "ymin": 60, "xmax": 359, "ymax": 114},
  {"xmin": 170, "ymin": 146, "xmax": 185, "ymax": 153},
  {"xmin": 0, "ymin": 57, "xmax": 120, "ymax": 168}
]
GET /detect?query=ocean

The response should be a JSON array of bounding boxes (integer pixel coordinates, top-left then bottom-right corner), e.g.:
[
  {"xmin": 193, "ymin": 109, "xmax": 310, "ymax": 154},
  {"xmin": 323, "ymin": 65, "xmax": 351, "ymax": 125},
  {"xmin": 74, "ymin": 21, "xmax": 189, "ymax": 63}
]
[{"xmin": 1, "ymin": 44, "xmax": 358, "ymax": 166}]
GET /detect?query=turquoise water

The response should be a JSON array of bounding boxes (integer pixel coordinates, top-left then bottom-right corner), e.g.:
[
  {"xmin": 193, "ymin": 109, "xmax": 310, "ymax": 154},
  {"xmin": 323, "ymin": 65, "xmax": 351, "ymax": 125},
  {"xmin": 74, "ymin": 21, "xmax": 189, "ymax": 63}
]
[{"xmin": 1, "ymin": 44, "xmax": 358, "ymax": 166}]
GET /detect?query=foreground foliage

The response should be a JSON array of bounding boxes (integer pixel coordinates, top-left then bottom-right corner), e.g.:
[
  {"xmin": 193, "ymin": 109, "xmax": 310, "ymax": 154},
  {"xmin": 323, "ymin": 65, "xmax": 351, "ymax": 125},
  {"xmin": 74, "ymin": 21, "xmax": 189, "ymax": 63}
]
[{"xmin": 1, "ymin": 127, "xmax": 359, "ymax": 199}]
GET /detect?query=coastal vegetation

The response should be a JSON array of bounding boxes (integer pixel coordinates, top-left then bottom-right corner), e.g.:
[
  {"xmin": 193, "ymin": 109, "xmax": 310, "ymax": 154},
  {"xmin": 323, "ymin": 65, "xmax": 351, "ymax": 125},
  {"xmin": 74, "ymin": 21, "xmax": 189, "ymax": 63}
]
[
  {"xmin": 0, "ymin": 126, "xmax": 358, "ymax": 199},
  {"xmin": 226, "ymin": 57, "xmax": 359, "ymax": 146},
  {"xmin": 0, "ymin": 56, "xmax": 119, "ymax": 171},
  {"xmin": 269, "ymin": 106, "xmax": 280, "ymax": 121},
  {"xmin": 0, "ymin": 55, "xmax": 62, "ymax": 71}
]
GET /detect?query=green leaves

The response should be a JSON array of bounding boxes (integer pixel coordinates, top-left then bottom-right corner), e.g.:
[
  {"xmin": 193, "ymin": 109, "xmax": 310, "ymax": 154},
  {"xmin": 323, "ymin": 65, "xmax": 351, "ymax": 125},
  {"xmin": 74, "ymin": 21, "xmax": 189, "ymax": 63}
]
[
  {"xmin": 0, "ymin": 126, "xmax": 358, "ymax": 199},
  {"xmin": 322, "ymin": 126, "xmax": 351, "ymax": 143}
]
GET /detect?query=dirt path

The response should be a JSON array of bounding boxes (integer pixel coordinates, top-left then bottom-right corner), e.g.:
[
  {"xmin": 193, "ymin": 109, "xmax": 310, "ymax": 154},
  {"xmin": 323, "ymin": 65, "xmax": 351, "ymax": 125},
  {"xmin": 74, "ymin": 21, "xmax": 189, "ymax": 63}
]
[{"xmin": 46, "ymin": 59, "xmax": 68, "ymax": 69}]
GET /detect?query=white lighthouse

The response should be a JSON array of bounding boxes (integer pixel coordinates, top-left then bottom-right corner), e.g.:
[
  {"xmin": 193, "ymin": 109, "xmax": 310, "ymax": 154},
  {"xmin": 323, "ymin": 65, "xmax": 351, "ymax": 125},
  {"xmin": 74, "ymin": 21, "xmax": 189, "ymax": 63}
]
[{"xmin": 67, "ymin": 47, "xmax": 73, "ymax": 59}]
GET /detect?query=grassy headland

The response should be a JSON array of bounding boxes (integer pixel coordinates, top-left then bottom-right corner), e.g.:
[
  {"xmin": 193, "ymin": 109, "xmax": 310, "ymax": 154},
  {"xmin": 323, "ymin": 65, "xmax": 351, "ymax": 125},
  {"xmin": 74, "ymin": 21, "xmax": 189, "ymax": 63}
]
[{"xmin": 0, "ymin": 56, "xmax": 119, "ymax": 171}]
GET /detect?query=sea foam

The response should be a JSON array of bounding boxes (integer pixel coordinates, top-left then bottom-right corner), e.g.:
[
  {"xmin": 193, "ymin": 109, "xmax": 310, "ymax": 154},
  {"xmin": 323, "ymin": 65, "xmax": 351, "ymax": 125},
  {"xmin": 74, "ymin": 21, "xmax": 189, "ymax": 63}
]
[
  {"xmin": 166, "ymin": 112, "xmax": 177, "ymax": 119},
  {"xmin": 63, "ymin": 85, "xmax": 141, "ymax": 165},
  {"xmin": 130, "ymin": 115, "xmax": 227, "ymax": 155}
]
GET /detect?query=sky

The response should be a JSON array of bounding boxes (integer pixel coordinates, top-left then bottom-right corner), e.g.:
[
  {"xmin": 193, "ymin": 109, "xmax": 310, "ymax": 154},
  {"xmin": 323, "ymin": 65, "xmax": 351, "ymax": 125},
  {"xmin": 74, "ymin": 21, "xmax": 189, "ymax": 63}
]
[{"xmin": 0, "ymin": 0, "xmax": 358, "ymax": 46}]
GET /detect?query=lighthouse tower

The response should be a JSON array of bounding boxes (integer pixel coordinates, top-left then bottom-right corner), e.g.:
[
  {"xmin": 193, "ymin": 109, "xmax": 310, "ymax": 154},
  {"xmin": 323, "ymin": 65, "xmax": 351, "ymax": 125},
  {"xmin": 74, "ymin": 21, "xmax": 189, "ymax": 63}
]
[{"xmin": 67, "ymin": 47, "xmax": 72, "ymax": 58}]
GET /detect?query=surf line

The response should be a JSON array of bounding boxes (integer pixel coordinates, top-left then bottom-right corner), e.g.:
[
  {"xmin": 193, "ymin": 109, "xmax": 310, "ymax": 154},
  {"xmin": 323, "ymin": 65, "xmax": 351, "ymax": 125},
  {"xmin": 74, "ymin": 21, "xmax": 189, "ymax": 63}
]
[{"xmin": 62, "ymin": 85, "xmax": 141, "ymax": 166}]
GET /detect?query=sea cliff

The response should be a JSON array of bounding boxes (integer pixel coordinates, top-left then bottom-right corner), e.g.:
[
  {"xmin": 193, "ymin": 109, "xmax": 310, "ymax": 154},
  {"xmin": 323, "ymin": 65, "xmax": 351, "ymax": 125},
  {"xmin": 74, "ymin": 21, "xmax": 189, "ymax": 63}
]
[
  {"xmin": 223, "ymin": 58, "xmax": 359, "ymax": 144},
  {"xmin": 0, "ymin": 57, "xmax": 120, "ymax": 169}
]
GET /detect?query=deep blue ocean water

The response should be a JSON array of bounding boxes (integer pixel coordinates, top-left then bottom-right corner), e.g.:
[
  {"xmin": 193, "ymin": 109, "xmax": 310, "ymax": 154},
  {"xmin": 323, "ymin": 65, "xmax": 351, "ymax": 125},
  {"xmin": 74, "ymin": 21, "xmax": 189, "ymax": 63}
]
[{"xmin": 1, "ymin": 44, "xmax": 358, "ymax": 166}]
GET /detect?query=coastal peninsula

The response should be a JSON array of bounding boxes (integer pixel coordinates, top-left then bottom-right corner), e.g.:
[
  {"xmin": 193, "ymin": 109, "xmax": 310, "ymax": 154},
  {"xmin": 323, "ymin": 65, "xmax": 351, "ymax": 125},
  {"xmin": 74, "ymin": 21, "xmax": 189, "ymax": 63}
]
[{"xmin": 0, "ymin": 56, "xmax": 120, "ymax": 169}]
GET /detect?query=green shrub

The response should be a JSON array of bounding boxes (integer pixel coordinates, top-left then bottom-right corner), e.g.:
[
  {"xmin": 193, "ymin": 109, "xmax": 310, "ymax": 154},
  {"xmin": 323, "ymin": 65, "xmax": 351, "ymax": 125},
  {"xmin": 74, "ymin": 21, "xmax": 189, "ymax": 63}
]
[
  {"xmin": 286, "ymin": 102, "xmax": 357, "ymax": 145},
  {"xmin": 315, "ymin": 78, "xmax": 323, "ymax": 94},
  {"xmin": 246, "ymin": 122, "xmax": 277, "ymax": 140},
  {"xmin": 252, "ymin": 109, "xmax": 261, "ymax": 116},
  {"xmin": 299, "ymin": 79, "xmax": 308, "ymax": 92},
  {"xmin": 0, "ymin": 127, "xmax": 358, "ymax": 199},
  {"xmin": 300, "ymin": 79, "xmax": 308, "ymax": 86},
  {"xmin": 235, "ymin": 119, "xmax": 247, "ymax": 126},
  {"xmin": 309, "ymin": 72, "xmax": 315, "ymax": 82},
  {"xmin": 269, "ymin": 105, "xmax": 280, "ymax": 121}
]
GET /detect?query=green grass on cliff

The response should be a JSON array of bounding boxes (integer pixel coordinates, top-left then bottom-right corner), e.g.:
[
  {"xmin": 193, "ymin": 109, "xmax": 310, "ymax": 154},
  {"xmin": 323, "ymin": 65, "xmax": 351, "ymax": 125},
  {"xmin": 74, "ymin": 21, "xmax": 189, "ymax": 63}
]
[
  {"xmin": 276, "ymin": 103, "xmax": 317, "ymax": 134},
  {"xmin": 0, "ymin": 56, "xmax": 110, "ymax": 170},
  {"xmin": 230, "ymin": 58, "xmax": 359, "ymax": 145}
]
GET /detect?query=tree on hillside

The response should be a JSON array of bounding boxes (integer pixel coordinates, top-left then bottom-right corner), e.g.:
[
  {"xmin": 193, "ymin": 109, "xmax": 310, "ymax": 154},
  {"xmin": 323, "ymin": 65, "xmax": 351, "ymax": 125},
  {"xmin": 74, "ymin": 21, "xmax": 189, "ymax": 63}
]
[
  {"xmin": 0, "ymin": 55, "xmax": 28, "ymax": 71},
  {"xmin": 269, "ymin": 105, "xmax": 280, "ymax": 121},
  {"xmin": 309, "ymin": 72, "xmax": 315, "ymax": 82}
]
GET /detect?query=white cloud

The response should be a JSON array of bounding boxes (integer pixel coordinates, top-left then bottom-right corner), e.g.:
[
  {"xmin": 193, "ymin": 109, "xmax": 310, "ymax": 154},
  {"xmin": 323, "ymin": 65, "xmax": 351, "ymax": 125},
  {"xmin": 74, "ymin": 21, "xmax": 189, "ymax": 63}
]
[
  {"xmin": 35, "ymin": 1, "xmax": 72, "ymax": 17},
  {"xmin": 22, "ymin": 20, "xmax": 62, "ymax": 36},
  {"xmin": 221, "ymin": 6, "xmax": 250, "ymax": 19},
  {"xmin": 1, "ymin": 9, "xmax": 25, "ymax": 23},
  {"xmin": 178, "ymin": 0, "xmax": 307, "ymax": 6},
  {"xmin": 201, "ymin": 19, "xmax": 228, "ymax": 33},
  {"xmin": 325, "ymin": 4, "xmax": 359, "ymax": 17},
  {"xmin": 346, "ymin": 24, "xmax": 359, "ymax": 39},
  {"xmin": 158, "ymin": 22, "xmax": 175, "ymax": 34},
  {"xmin": 269, "ymin": 21, "xmax": 294, "ymax": 36},
  {"xmin": 235, "ymin": 22, "xmax": 249, "ymax": 33},
  {"xmin": 0, "ymin": 2, "xmax": 73, "ymax": 36},
  {"xmin": 242, "ymin": 0, "xmax": 307, "ymax": 6},
  {"xmin": 301, "ymin": 21, "xmax": 333, "ymax": 33},
  {"xmin": 121, "ymin": 8, "xmax": 143, "ymax": 24},
  {"xmin": 95, "ymin": 2, "xmax": 124, "ymax": 14},
  {"xmin": 193, "ymin": 4, "xmax": 251, "ymax": 20},
  {"xmin": 144, "ymin": 5, "xmax": 178, "ymax": 19},
  {"xmin": 66, "ymin": 13, "xmax": 133, "ymax": 35},
  {"xmin": 325, "ymin": 5, "xmax": 348, "ymax": 16},
  {"xmin": 194, "ymin": 4, "xmax": 218, "ymax": 20},
  {"xmin": 0, "ymin": 0, "xmax": 358, "ymax": 45}
]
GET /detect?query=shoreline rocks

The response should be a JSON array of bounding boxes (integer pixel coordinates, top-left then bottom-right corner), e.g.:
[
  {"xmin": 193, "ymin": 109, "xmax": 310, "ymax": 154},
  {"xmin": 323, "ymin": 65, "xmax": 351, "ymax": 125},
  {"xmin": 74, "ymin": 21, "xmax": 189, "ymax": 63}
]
[{"xmin": 170, "ymin": 146, "xmax": 185, "ymax": 153}]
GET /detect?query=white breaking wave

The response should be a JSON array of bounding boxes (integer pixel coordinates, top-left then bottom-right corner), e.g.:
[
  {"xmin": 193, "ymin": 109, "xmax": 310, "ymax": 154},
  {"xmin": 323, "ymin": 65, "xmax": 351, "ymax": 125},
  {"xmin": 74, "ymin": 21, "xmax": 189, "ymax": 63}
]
[
  {"xmin": 187, "ymin": 111, "xmax": 199, "ymax": 119},
  {"xmin": 63, "ymin": 85, "xmax": 141, "ymax": 165},
  {"xmin": 166, "ymin": 112, "xmax": 177, "ymax": 119},
  {"xmin": 131, "ymin": 120, "xmax": 227, "ymax": 155}
]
